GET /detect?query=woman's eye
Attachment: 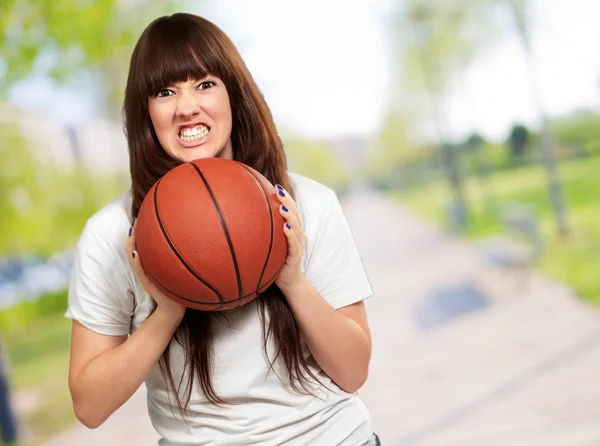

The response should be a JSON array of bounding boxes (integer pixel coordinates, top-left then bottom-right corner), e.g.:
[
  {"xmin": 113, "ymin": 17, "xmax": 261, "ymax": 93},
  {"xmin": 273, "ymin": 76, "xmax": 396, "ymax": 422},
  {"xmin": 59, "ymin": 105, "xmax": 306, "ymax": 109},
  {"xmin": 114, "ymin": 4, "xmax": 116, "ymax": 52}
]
[
  {"xmin": 198, "ymin": 81, "xmax": 216, "ymax": 90},
  {"xmin": 156, "ymin": 89, "xmax": 173, "ymax": 98}
]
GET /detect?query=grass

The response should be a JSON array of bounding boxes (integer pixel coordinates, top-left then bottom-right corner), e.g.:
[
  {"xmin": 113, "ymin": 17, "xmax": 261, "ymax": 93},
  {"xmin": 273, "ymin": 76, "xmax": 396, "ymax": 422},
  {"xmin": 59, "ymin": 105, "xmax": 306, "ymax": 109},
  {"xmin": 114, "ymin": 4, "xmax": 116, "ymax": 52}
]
[
  {"xmin": 1, "ymin": 291, "xmax": 75, "ymax": 445},
  {"xmin": 395, "ymin": 156, "xmax": 600, "ymax": 304}
]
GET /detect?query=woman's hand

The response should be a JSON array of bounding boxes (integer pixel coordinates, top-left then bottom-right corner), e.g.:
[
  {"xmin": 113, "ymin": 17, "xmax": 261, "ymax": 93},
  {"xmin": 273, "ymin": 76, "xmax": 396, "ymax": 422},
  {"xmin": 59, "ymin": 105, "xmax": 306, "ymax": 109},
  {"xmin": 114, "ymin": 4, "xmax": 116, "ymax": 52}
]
[
  {"xmin": 125, "ymin": 218, "xmax": 186, "ymax": 322},
  {"xmin": 274, "ymin": 184, "xmax": 306, "ymax": 294}
]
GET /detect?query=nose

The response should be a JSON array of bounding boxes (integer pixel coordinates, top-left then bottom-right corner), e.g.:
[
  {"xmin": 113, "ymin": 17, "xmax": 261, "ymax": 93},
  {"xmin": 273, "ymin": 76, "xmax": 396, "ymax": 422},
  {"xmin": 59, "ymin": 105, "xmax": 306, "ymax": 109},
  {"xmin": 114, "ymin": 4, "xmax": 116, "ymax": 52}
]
[{"xmin": 175, "ymin": 91, "xmax": 201, "ymax": 118}]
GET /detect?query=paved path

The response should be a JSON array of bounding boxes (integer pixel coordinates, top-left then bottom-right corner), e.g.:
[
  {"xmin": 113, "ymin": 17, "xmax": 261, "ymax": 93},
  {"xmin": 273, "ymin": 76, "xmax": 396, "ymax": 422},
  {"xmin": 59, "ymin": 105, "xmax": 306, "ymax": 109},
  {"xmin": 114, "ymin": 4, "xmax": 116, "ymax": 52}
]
[
  {"xmin": 42, "ymin": 188, "xmax": 600, "ymax": 445},
  {"xmin": 347, "ymin": 188, "xmax": 600, "ymax": 446}
]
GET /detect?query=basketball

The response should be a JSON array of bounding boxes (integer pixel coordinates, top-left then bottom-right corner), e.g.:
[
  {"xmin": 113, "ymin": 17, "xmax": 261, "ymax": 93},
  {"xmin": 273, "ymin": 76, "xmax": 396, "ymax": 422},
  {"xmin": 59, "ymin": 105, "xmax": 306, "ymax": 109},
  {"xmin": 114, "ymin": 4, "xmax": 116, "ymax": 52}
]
[{"xmin": 135, "ymin": 158, "xmax": 288, "ymax": 311}]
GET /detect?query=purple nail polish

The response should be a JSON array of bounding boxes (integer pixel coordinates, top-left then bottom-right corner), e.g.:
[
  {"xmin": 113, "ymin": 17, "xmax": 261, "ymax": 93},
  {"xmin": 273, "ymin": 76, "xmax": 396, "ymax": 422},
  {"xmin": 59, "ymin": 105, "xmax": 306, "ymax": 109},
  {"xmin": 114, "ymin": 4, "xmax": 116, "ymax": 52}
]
[
  {"xmin": 279, "ymin": 190, "xmax": 285, "ymax": 197},
  {"xmin": 286, "ymin": 223, "xmax": 291, "ymax": 230},
  {"xmin": 277, "ymin": 184, "xmax": 283, "ymax": 190},
  {"xmin": 132, "ymin": 252, "xmax": 136, "ymax": 259},
  {"xmin": 282, "ymin": 205, "xmax": 288, "ymax": 212},
  {"xmin": 129, "ymin": 227, "xmax": 132, "ymax": 237},
  {"xmin": 132, "ymin": 217, "xmax": 136, "ymax": 225}
]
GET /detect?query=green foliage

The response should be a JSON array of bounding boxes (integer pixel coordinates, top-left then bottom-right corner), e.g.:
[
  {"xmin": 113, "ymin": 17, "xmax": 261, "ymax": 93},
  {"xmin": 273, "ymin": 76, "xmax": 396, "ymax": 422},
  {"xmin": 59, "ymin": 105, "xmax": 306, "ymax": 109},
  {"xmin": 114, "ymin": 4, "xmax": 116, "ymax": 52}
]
[
  {"xmin": 550, "ymin": 110, "xmax": 600, "ymax": 148},
  {"xmin": 0, "ymin": 123, "xmax": 128, "ymax": 256},
  {"xmin": 1, "ymin": 303, "xmax": 74, "ymax": 443},
  {"xmin": 464, "ymin": 132, "xmax": 486, "ymax": 149},
  {"xmin": 0, "ymin": 0, "xmax": 184, "ymax": 112},
  {"xmin": 461, "ymin": 141, "xmax": 508, "ymax": 173},
  {"xmin": 0, "ymin": 290, "xmax": 68, "ymax": 338},
  {"xmin": 506, "ymin": 123, "xmax": 530, "ymax": 158},
  {"xmin": 367, "ymin": 110, "xmax": 421, "ymax": 177},
  {"xmin": 0, "ymin": 289, "xmax": 73, "ymax": 440},
  {"xmin": 283, "ymin": 136, "xmax": 351, "ymax": 191}
]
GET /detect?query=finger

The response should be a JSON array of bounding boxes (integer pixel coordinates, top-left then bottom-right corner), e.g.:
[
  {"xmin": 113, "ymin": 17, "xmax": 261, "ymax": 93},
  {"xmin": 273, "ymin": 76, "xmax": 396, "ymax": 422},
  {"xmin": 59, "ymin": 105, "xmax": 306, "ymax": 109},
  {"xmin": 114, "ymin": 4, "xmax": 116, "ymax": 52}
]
[
  {"xmin": 280, "ymin": 205, "xmax": 305, "ymax": 247},
  {"xmin": 129, "ymin": 247, "xmax": 153, "ymax": 290},
  {"xmin": 279, "ymin": 203, "xmax": 300, "ymax": 226},
  {"xmin": 283, "ymin": 222, "xmax": 302, "ymax": 258},
  {"xmin": 126, "ymin": 219, "xmax": 145, "ymax": 278},
  {"xmin": 125, "ymin": 219, "xmax": 159, "ymax": 296},
  {"xmin": 125, "ymin": 217, "xmax": 136, "ymax": 256},
  {"xmin": 276, "ymin": 185, "xmax": 303, "ymax": 231},
  {"xmin": 130, "ymin": 249, "xmax": 142, "ymax": 276}
]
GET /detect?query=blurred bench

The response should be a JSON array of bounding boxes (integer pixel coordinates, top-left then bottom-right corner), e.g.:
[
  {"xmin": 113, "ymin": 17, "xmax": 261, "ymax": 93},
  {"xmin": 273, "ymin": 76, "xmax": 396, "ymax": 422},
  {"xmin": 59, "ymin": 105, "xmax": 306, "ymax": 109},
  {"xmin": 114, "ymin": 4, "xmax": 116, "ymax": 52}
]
[{"xmin": 480, "ymin": 204, "xmax": 544, "ymax": 287}]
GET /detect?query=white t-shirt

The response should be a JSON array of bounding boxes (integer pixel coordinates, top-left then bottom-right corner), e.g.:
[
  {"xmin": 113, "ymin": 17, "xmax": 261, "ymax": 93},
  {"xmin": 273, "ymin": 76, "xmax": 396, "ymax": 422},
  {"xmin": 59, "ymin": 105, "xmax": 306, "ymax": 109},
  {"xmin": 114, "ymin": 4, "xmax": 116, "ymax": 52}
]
[{"xmin": 66, "ymin": 172, "xmax": 374, "ymax": 446}]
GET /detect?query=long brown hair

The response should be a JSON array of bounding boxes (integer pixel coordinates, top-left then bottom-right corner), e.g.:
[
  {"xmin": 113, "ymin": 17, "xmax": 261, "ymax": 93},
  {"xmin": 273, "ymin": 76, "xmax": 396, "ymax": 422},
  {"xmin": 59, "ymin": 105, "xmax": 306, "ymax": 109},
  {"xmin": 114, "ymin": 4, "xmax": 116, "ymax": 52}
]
[{"xmin": 123, "ymin": 13, "xmax": 321, "ymax": 410}]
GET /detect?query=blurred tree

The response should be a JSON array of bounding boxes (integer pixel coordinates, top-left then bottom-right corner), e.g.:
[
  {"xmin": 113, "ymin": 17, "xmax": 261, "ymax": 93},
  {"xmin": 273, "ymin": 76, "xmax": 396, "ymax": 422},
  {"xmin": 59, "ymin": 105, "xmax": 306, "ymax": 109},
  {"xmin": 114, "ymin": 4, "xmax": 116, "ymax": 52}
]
[
  {"xmin": 0, "ymin": 1, "xmax": 187, "ymax": 256},
  {"xmin": 0, "ymin": 120, "xmax": 128, "ymax": 255},
  {"xmin": 282, "ymin": 136, "xmax": 351, "ymax": 193},
  {"xmin": 393, "ymin": 0, "xmax": 569, "ymax": 235},
  {"xmin": 395, "ymin": 0, "xmax": 495, "ymax": 229},
  {"xmin": 366, "ymin": 110, "xmax": 435, "ymax": 190},
  {"xmin": 0, "ymin": 0, "xmax": 183, "ymax": 115},
  {"xmin": 0, "ymin": 122, "xmax": 38, "ymax": 254},
  {"xmin": 464, "ymin": 132, "xmax": 496, "ymax": 215},
  {"xmin": 506, "ymin": 123, "xmax": 530, "ymax": 158},
  {"xmin": 367, "ymin": 111, "xmax": 417, "ymax": 175},
  {"xmin": 497, "ymin": 0, "xmax": 569, "ymax": 236},
  {"xmin": 398, "ymin": 0, "xmax": 495, "ymax": 95},
  {"xmin": 465, "ymin": 133, "xmax": 486, "ymax": 149}
]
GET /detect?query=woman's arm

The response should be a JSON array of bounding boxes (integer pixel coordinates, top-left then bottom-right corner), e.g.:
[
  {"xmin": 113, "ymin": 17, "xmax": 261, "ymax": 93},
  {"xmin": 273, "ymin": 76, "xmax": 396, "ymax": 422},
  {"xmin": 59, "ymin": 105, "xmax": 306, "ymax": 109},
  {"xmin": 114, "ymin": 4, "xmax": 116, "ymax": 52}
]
[
  {"xmin": 68, "ymin": 219, "xmax": 186, "ymax": 428},
  {"xmin": 281, "ymin": 277, "xmax": 371, "ymax": 393},
  {"xmin": 69, "ymin": 306, "xmax": 182, "ymax": 428},
  {"xmin": 274, "ymin": 184, "xmax": 372, "ymax": 393}
]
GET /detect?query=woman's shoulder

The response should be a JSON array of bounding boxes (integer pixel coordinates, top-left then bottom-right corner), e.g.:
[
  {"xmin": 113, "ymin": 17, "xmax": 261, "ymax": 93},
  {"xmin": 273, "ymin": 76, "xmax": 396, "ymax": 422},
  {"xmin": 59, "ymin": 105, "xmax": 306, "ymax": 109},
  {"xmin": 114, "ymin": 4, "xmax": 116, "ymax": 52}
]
[
  {"xmin": 288, "ymin": 172, "xmax": 338, "ymax": 212},
  {"xmin": 80, "ymin": 189, "xmax": 133, "ymax": 249}
]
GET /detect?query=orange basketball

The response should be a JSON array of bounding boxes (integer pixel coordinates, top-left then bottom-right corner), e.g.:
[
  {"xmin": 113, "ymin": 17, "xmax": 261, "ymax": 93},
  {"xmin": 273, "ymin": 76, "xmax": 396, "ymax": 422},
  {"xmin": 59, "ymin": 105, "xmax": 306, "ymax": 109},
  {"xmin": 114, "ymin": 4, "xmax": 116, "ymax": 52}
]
[{"xmin": 135, "ymin": 158, "xmax": 288, "ymax": 311}]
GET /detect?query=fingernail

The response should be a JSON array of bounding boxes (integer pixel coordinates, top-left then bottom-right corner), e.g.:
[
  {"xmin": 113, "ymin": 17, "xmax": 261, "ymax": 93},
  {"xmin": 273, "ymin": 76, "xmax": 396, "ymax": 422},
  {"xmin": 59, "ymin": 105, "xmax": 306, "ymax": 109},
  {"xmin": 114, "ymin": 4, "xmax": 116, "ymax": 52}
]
[
  {"xmin": 276, "ymin": 184, "xmax": 283, "ymax": 190},
  {"xmin": 282, "ymin": 205, "xmax": 288, "ymax": 212},
  {"xmin": 128, "ymin": 227, "xmax": 132, "ymax": 237},
  {"xmin": 132, "ymin": 252, "xmax": 136, "ymax": 259},
  {"xmin": 279, "ymin": 190, "xmax": 285, "ymax": 197},
  {"xmin": 132, "ymin": 217, "xmax": 136, "ymax": 226},
  {"xmin": 285, "ymin": 223, "xmax": 291, "ymax": 230}
]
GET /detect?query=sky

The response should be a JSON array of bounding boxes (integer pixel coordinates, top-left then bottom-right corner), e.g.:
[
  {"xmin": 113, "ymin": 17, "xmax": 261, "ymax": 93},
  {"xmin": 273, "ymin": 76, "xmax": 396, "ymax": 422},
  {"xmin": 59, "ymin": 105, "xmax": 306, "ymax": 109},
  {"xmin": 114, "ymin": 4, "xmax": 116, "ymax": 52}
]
[
  {"xmin": 205, "ymin": 0, "xmax": 395, "ymax": 139},
  {"xmin": 443, "ymin": 0, "xmax": 600, "ymax": 142},
  {"xmin": 7, "ymin": 0, "xmax": 600, "ymax": 143}
]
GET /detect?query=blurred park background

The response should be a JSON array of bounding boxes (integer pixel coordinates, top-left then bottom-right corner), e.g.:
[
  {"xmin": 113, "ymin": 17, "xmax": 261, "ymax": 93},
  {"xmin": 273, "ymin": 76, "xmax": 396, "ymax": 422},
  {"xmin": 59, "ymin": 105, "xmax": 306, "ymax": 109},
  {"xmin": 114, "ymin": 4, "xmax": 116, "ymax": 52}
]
[{"xmin": 1, "ymin": 0, "xmax": 600, "ymax": 445}]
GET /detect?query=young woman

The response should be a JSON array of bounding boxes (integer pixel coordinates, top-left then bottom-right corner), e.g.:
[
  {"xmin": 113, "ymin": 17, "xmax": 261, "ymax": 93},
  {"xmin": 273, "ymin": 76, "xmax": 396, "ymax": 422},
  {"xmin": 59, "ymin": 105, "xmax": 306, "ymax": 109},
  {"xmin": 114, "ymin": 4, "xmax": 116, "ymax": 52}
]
[{"xmin": 66, "ymin": 13, "xmax": 379, "ymax": 446}]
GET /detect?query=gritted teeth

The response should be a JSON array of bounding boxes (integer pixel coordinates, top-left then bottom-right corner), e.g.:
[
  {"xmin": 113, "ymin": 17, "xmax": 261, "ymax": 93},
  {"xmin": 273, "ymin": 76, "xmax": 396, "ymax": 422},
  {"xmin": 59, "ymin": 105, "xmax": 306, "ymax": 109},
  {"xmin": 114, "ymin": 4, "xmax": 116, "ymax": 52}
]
[{"xmin": 178, "ymin": 125, "xmax": 209, "ymax": 141}]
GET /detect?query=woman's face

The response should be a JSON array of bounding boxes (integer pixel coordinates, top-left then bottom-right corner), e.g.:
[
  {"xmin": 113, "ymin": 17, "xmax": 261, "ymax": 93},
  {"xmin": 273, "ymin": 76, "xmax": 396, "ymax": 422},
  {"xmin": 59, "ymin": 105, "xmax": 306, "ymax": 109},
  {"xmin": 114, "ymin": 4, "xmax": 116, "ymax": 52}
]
[{"xmin": 148, "ymin": 76, "xmax": 233, "ymax": 162}]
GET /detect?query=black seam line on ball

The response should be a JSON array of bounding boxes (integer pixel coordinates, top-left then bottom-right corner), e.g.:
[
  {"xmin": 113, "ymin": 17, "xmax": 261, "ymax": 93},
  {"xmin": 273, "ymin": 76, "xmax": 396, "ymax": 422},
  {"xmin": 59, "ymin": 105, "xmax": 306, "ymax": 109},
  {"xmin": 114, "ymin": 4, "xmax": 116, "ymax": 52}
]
[
  {"xmin": 190, "ymin": 162, "xmax": 243, "ymax": 305},
  {"xmin": 146, "ymin": 267, "xmax": 271, "ymax": 307},
  {"xmin": 235, "ymin": 161, "xmax": 275, "ymax": 300},
  {"xmin": 154, "ymin": 177, "xmax": 224, "ymax": 306}
]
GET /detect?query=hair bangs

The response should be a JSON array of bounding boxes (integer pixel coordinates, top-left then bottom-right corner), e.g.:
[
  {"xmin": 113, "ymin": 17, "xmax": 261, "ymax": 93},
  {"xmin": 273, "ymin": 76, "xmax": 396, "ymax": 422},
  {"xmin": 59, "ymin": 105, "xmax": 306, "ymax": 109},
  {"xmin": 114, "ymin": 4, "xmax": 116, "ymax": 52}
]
[{"xmin": 138, "ymin": 16, "xmax": 228, "ymax": 97}]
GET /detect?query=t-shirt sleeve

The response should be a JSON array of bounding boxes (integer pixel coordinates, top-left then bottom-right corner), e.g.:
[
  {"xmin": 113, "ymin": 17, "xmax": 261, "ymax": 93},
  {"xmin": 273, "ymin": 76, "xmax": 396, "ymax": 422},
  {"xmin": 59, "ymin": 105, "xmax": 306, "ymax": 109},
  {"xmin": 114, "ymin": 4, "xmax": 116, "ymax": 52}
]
[
  {"xmin": 65, "ymin": 223, "xmax": 134, "ymax": 336},
  {"xmin": 303, "ymin": 189, "xmax": 373, "ymax": 309}
]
